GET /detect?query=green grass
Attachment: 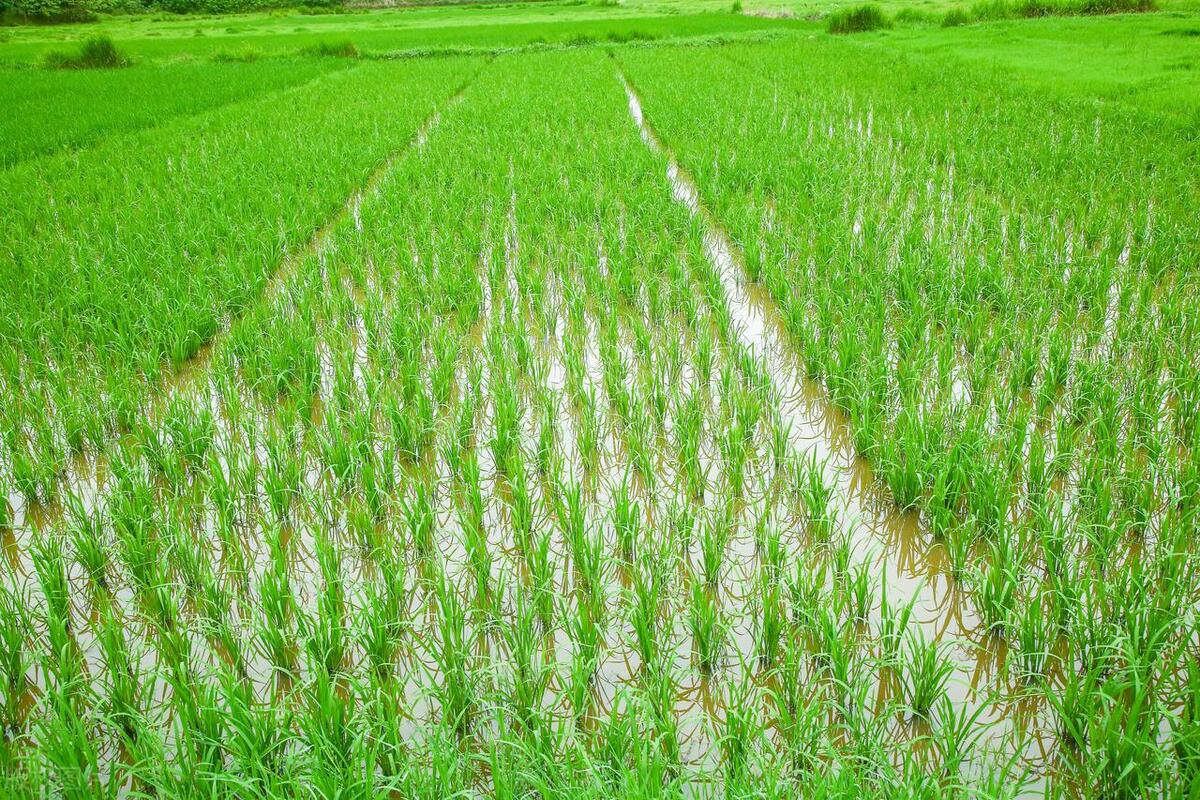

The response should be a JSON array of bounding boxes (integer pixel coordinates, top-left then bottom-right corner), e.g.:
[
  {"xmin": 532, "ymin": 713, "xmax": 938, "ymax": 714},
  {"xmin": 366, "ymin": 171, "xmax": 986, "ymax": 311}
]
[
  {"xmin": 881, "ymin": 12, "xmax": 1200, "ymax": 122},
  {"xmin": 0, "ymin": 57, "xmax": 341, "ymax": 168},
  {"xmin": 0, "ymin": 2, "xmax": 803, "ymax": 64},
  {"xmin": 40, "ymin": 33, "xmax": 128, "ymax": 68},
  {"xmin": 827, "ymin": 2, "xmax": 893, "ymax": 31}
]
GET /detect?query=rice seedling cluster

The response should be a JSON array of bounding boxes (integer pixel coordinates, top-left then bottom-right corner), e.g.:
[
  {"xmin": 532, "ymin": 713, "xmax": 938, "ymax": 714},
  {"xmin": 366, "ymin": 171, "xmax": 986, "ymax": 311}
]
[{"xmin": 1, "ymin": 26, "xmax": 1196, "ymax": 800}]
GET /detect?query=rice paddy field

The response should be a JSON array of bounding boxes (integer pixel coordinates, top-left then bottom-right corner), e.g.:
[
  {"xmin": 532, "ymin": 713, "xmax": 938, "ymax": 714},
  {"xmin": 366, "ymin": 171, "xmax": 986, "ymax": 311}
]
[{"xmin": 1, "ymin": 1, "xmax": 1199, "ymax": 797}]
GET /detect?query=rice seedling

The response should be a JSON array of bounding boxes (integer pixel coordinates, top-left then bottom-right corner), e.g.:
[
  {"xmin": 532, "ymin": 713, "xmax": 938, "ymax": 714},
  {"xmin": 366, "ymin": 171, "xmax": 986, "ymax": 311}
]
[{"xmin": 898, "ymin": 631, "xmax": 956, "ymax": 720}]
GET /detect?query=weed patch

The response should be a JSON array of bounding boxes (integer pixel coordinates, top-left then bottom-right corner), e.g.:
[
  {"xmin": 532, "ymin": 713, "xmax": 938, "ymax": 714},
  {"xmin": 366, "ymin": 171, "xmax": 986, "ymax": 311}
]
[
  {"xmin": 827, "ymin": 4, "xmax": 892, "ymax": 34},
  {"xmin": 42, "ymin": 35, "xmax": 129, "ymax": 69}
]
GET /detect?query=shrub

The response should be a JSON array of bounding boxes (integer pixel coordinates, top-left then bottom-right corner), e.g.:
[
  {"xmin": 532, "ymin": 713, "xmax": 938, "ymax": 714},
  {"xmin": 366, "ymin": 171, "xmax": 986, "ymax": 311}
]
[
  {"xmin": 301, "ymin": 39, "xmax": 358, "ymax": 58},
  {"xmin": 827, "ymin": 3, "xmax": 892, "ymax": 33},
  {"xmin": 43, "ymin": 35, "xmax": 128, "ymax": 69}
]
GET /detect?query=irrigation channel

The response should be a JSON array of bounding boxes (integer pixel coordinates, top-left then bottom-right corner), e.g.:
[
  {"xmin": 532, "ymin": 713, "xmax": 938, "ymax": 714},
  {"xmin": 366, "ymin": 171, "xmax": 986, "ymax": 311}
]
[{"xmin": 620, "ymin": 71, "xmax": 1058, "ymax": 785}]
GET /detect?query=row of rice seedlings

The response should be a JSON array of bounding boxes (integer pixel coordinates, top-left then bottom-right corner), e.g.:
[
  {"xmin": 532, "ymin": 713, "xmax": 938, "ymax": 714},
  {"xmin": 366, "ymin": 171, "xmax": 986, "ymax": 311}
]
[
  {"xmin": 0, "ymin": 57, "xmax": 482, "ymax": 519},
  {"xmin": 8, "ymin": 42, "xmax": 1184, "ymax": 797},
  {"xmin": 620, "ymin": 38, "xmax": 1199, "ymax": 794}
]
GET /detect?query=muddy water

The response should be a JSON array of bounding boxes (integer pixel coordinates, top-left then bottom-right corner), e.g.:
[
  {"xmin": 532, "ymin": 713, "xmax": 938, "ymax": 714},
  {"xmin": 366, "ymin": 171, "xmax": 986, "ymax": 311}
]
[
  {"xmin": 1, "ymin": 65, "xmax": 1087, "ymax": 795},
  {"xmin": 622, "ymin": 76, "xmax": 1062, "ymax": 788}
]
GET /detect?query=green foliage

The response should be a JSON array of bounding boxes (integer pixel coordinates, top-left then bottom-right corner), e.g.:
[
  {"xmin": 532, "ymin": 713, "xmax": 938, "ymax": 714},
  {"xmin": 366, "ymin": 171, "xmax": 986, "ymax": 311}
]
[
  {"xmin": 947, "ymin": 0, "xmax": 1156, "ymax": 25},
  {"xmin": 300, "ymin": 38, "xmax": 358, "ymax": 57},
  {"xmin": 42, "ymin": 34, "xmax": 127, "ymax": 68},
  {"xmin": 827, "ymin": 3, "xmax": 891, "ymax": 33}
]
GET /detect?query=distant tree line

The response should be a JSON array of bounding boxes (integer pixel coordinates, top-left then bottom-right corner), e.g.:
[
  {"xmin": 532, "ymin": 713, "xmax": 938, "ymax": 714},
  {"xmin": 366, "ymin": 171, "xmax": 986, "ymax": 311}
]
[{"xmin": 1, "ymin": 0, "xmax": 340, "ymax": 23}]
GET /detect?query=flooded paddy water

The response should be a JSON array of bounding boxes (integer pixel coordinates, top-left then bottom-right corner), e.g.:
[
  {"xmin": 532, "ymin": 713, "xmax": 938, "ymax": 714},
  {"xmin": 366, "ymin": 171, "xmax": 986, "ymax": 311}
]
[{"xmin": 2, "ymin": 42, "xmax": 1197, "ymax": 800}]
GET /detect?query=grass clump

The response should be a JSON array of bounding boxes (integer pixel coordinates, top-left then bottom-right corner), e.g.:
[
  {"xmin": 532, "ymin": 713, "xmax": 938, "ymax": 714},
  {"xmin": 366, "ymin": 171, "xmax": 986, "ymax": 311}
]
[
  {"xmin": 946, "ymin": 0, "xmax": 1155, "ymax": 25},
  {"xmin": 301, "ymin": 39, "xmax": 359, "ymax": 58},
  {"xmin": 606, "ymin": 29, "xmax": 655, "ymax": 43},
  {"xmin": 42, "ymin": 35, "xmax": 128, "ymax": 70},
  {"xmin": 941, "ymin": 8, "xmax": 973, "ymax": 26},
  {"xmin": 210, "ymin": 46, "xmax": 264, "ymax": 63},
  {"xmin": 827, "ymin": 4, "xmax": 892, "ymax": 34}
]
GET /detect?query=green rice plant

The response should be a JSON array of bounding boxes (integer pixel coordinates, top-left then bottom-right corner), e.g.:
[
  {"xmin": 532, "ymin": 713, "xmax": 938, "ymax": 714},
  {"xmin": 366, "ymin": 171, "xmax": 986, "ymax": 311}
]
[
  {"xmin": 31, "ymin": 533, "xmax": 78, "ymax": 691},
  {"xmin": 801, "ymin": 454, "xmax": 835, "ymax": 542},
  {"xmin": 567, "ymin": 600, "xmax": 601, "ymax": 723},
  {"xmin": 899, "ymin": 630, "xmax": 955, "ymax": 719},
  {"xmin": 844, "ymin": 562, "xmax": 874, "ymax": 625},
  {"xmin": 1173, "ymin": 659, "xmax": 1200, "ymax": 786},
  {"xmin": 400, "ymin": 478, "xmax": 436, "ymax": 560},
  {"xmin": 756, "ymin": 572, "xmax": 784, "ymax": 668},
  {"xmin": 943, "ymin": 522, "xmax": 974, "ymax": 581},
  {"xmin": 1084, "ymin": 673, "xmax": 1167, "ymax": 797},
  {"xmin": 878, "ymin": 580, "xmax": 915, "ymax": 667},
  {"xmin": 536, "ymin": 395, "xmax": 558, "ymax": 477},
  {"xmin": 64, "ymin": 496, "xmax": 109, "ymax": 594},
  {"xmin": 95, "ymin": 601, "xmax": 148, "ymax": 744},
  {"xmin": 931, "ymin": 695, "xmax": 994, "ymax": 782},
  {"xmin": 163, "ymin": 395, "xmax": 214, "ymax": 471},
  {"xmin": 788, "ymin": 558, "xmax": 825, "ymax": 633},
  {"xmin": 506, "ymin": 457, "xmax": 534, "ymax": 552},
  {"xmin": 263, "ymin": 422, "xmax": 302, "ymax": 523},
  {"xmin": 699, "ymin": 518, "xmax": 726, "ymax": 589},
  {"xmin": 688, "ymin": 578, "xmax": 724, "ymax": 676},
  {"xmin": 974, "ymin": 537, "xmax": 1018, "ymax": 637},
  {"xmin": 766, "ymin": 643, "xmax": 825, "ymax": 774},
  {"xmin": 0, "ymin": 588, "xmax": 31, "ymax": 738},
  {"xmin": 359, "ymin": 579, "xmax": 402, "ymax": 685},
  {"xmin": 1011, "ymin": 588, "xmax": 1055, "ymax": 681},
  {"xmin": 301, "ymin": 39, "xmax": 360, "ymax": 59},
  {"xmin": 459, "ymin": 451, "xmax": 493, "ymax": 605},
  {"xmin": 216, "ymin": 661, "xmax": 290, "ymax": 790},
  {"xmin": 720, "ymin": 667, "xmax": 761, "ymax": 788},
  {"xmin": 34, "ymin": 676, "xmax": 103, "ymax": 798},
  {"xmin": 431, "ymin": 574, "xmax": 477, "ymax": 739},
  {"xmin": 303, "ymin": 530, "xmax": 347, "ymax": 678},
  {"xmin": 630, "ymin": 561, "xmax": 663, "ymax": 672},
  {"xmin": 526, "ymin": 528, "xmax": 556, "ymax": 631},
  {"xmin": 638, "ymin": 655, "xmax": 683, "ymax": 769},
  {"xmin": 257, "ymin": 527, "xmax": 297, "ymax": 680},
  {"xmin": 1046, "ymin": 659, "xmax": 1098, "ymax": 752},
  {"xmin": 613, "ymin": 474, "xmax": 641, "ymax": 564},
  {"xmin": 501, "ymin": 590, "xmax": 551, "ymax": 736}
]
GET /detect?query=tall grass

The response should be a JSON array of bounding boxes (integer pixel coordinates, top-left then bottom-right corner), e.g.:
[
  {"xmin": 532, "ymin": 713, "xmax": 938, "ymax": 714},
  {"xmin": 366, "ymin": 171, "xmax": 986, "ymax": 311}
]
[
  {"xmin": 827, "ymin": 4, "xmax": 892, "ymax": 34},
  {"xmin": 42, "ymin": 35, "xmax": 128, "ymax": 70}
]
